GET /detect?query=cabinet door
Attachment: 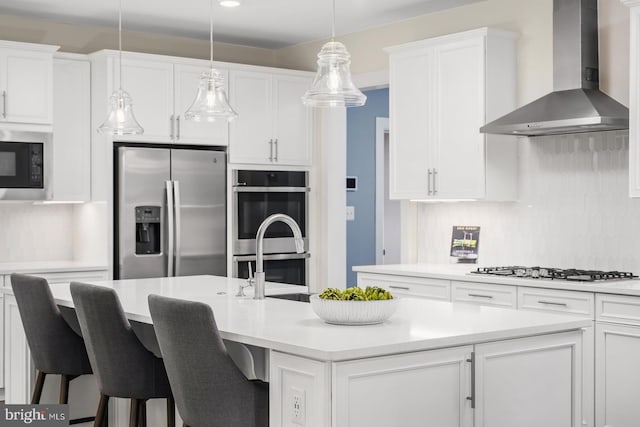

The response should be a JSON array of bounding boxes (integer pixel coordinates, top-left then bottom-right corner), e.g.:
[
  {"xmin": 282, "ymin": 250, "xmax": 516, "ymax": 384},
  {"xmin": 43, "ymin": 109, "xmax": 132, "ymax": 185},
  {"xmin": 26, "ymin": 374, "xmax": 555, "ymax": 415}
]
[
  {"xmin": 119, "ymin": 58, "xmax": 174, "ymax": 142},
  {"xmin": 333, "ymin": 346, "xmax": 473, "ymax": 427},
  {"xmin": 0, "ymin": 49, "xmax": 53, "ymax": 124},
  {"xmin": 173, "ymin": 64, "xmax": 229, "ymax": 146},
  {"xmin": 595, "ymin": 322, "xmax": 640, "ymax": 427},
  {"xmin": 431, "ymin": 37, "xmax": 486, "ymax": 199},
  {"xmin": 475, "ymin": 331, "xmax": 583, "ymax": 427},
  {"xmin": 229, "ymin": 70, "xmax": 272, "ymax": 164},
  {"xmin": 272, "ymin": 75, "xmax": 312, "ymax": 166},
  {"xmin": 53, "ymin": 58, "xmax": 91, "ymax": 201},
  {"xmin": 389, "ymin": 51, "xmax": 432, "ymax": 199}
]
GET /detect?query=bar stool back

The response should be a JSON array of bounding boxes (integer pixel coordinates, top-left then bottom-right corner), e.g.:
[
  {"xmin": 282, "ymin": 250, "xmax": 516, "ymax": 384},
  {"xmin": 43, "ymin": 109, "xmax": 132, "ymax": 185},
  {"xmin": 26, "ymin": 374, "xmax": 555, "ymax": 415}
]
[
  {"xmin": 70, "ymin": 282, "xmax": 175, "ymax": 427},
  {"xmin": 148, "ymin": 294, "xmax": 268, "ymax": 427},
  {"xmin": 10, "ymin": 273, "xmax": 94, "ymax": 424}
]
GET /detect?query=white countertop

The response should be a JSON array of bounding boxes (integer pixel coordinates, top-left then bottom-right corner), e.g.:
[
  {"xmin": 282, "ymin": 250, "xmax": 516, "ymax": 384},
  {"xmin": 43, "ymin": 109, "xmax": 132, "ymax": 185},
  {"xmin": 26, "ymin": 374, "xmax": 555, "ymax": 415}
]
[
  {"xmin": 3, "ymin": 274, "xmax": 591, "ymax": 361},
  {"xmin": 353, "ymin": 264, "xmax": 640, "ymax": 297},
  {"xmin": 0, "ymin": 261, "xmax": 109, "ymax": 275}
]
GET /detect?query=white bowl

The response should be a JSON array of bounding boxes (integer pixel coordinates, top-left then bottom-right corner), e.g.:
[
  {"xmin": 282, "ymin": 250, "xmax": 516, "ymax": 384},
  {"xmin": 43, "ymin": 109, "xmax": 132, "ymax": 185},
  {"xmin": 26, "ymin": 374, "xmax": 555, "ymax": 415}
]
[{"xmin": 309, "ymin": 295, "xmax": 398, "ymax": 325}]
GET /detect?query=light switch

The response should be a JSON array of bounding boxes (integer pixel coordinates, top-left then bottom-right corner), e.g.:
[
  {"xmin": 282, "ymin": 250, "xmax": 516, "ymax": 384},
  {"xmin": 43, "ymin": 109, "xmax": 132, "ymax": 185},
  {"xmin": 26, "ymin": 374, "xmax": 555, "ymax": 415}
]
[{"xmin": 346, "ymin": 206, "xmax": 355, "ymax": 221}]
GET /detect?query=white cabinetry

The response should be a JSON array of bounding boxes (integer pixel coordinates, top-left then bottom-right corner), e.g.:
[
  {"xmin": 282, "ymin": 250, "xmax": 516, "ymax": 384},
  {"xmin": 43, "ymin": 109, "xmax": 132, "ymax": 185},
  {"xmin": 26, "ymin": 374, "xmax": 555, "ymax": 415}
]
[
  {"xmin": 333, "ymin": 346, "xmax": 473, "ymax": 427},
  {"xmin": 53, "ymin": 55, "xmax": 91, "ymax": 201},
  {"xmin": 229, "ymin": 69, "xmax": 312, "ymax": 166},
  {"xmin": 0, "ymin": 41, "xmax": 58, "ymax": 127},
  {"xmin": 595, "ymin": 293, "xmax": 640, "ymax": 427},
  {"xmin": 451, "ymin": 281, "xmax": 516, "ymax": 308},
  {"xmin": 386, "ymin": 28, "xmax": 518, "ymax": 200},
  {"xmin": 474, "ymin": 332, "xmax": 583, "ymax": 427},
  {"xmin": 357, "ymin": 272, "xmax": 450, "ymax": 300},
  {"xmin": 91, "ymin": 51, "xmax": 229, "ymax": 146}
]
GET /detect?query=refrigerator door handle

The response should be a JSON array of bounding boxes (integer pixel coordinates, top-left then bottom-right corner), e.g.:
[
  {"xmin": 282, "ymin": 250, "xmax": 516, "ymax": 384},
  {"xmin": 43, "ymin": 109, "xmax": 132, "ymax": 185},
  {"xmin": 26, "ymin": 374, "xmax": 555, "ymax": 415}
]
[
  {"xmin": 173, "ymin": 180, "xmax": 182, "ymax": 276},
  {"xmin": 166, "ymin": 180, "xmax": 175, "ymax": 277}
]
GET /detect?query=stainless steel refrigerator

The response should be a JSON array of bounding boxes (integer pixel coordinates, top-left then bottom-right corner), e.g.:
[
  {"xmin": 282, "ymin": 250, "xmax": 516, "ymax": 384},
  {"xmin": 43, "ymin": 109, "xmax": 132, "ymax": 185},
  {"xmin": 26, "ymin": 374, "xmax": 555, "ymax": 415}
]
[{"xmin": 115, "ymin": 145, "xmax": 226, "ymax": 279}]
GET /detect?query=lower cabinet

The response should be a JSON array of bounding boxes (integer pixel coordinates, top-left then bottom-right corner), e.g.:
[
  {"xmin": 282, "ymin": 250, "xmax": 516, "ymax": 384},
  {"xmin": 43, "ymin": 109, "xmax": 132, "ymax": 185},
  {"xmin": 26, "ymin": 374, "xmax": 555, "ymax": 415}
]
[
  {"xmin": 333, "ymin": 346, "xmax": 473, "ymax": 427},
  {"xmin": 357, "ymin": 273, "xmax": 451, "ymax": 301},
  {"xmin": 595, "ymin": 323, "xmax": 640, "ymax": 427},
  {"xmin": 451, "ymin": 281, "xmax": 516, "ymax": 308}
]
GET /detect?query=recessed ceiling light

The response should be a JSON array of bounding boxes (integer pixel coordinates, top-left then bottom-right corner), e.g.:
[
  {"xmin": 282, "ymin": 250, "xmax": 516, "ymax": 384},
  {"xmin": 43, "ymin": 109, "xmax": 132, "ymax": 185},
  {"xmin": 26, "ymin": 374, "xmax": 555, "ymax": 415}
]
[{"xmin": 219, "ymin": 0, "xmax": 240, "ymax": 7}]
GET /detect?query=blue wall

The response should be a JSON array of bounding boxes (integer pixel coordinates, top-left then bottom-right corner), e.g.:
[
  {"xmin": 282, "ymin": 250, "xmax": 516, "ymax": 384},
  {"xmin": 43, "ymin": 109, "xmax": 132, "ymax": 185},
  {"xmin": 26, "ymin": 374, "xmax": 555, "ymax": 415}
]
[{"xmin": 346, "ymin": 88, "xmax": 389, "ymax": 286}]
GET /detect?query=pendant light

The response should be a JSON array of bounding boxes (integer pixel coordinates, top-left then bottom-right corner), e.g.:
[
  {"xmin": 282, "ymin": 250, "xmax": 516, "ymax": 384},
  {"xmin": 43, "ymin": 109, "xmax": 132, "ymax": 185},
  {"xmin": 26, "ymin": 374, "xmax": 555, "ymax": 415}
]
[
  {"xmin": 184, "ymin": 0, "xmax": 238, "ymax": 122},
  {"xmin": 302, "ymin": 0, "xmax": 366, "ymax": 108},
  {"xmin": 97, "ymin": 0, "xmax": 143, "ymax": 135}
]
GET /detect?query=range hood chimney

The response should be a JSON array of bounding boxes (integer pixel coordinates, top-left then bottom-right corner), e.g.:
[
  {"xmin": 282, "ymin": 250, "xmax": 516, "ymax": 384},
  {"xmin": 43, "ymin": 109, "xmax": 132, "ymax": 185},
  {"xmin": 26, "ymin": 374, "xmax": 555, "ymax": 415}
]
[{"xmin": 480, "ymin": 0, "xmax": 628, "ymax": 137}]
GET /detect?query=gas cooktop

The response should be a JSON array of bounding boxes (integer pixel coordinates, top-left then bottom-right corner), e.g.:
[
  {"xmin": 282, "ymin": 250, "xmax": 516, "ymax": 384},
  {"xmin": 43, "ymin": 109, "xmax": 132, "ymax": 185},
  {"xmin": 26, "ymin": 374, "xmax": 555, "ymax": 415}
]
[{"xmin": 470, "ymin": 266, "xmax": 638, "ymax": 282}]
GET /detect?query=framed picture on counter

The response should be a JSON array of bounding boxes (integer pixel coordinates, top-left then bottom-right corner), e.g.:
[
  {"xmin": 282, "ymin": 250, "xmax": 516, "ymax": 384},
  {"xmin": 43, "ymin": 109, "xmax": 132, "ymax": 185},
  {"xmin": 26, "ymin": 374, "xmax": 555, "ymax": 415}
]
[{"xmin": 450, "ymin": 226, "xmax": 480, "ymax": 264}]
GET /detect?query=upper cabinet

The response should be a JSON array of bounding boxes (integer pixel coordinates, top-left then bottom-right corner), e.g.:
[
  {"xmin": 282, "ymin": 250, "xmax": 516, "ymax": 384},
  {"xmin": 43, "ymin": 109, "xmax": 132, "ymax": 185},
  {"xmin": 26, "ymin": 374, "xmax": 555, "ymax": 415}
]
[
  {"xmin": 229, "ymin": 69, "xmax": 312, "ymax": 166},
  {"xmin": 386, "ymin": 28, "xmax": 518, "ymax": 201},
  {"xmin": 624, "ymin": 1, "xmax": 640, "ymax": 197},
  {"xmin": 0, "ymin": 41, "xmax": 59, "ymax": 127},
  {"xmin": 91, "ymin": 51, "xmax": 228, "ymax": 146},
  {"xmin": 52, "ymin": 55, "xmax": 91, "ymax": 201}
]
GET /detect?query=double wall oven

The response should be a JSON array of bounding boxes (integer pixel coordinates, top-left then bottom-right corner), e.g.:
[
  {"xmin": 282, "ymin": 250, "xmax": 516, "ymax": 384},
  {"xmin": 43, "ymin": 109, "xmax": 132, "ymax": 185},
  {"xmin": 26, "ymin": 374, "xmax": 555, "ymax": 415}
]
[{"xmin": 232, "ymin": 170, "xmax": 309, "ymax": 286}]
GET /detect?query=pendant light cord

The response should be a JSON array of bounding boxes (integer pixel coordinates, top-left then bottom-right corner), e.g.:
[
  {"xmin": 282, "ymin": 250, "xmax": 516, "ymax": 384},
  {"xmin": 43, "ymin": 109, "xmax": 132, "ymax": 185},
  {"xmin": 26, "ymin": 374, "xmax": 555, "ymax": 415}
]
[
  {"xmin": 331, "ymin": 0, "xmax": 336, "ymax": 41},
  {"xmin": 210, "ymin": 0, "xmax": 214, "ymax": 69},
  {"xmin": 118, "ymin": 0, "xmax": 123, "ymax": 90}
]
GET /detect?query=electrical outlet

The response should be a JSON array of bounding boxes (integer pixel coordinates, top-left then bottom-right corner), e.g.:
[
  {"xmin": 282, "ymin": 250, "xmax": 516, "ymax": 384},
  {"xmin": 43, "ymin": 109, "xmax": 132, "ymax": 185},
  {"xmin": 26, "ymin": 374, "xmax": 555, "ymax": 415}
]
[
  {"xmin": 291, "ymin": 387, "xmax": 306, "ymax": 425},
  {"xmin": 346, "ymin": 206, "xmax": 355, "ymax": 221}
]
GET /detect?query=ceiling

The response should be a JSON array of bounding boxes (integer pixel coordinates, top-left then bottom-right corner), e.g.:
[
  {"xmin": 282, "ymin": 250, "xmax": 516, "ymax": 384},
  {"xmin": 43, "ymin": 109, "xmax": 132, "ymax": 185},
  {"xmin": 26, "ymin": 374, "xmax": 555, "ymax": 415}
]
[{"xmin": 0, "ymin": 0, "xmax": 483, "ymax": 49}]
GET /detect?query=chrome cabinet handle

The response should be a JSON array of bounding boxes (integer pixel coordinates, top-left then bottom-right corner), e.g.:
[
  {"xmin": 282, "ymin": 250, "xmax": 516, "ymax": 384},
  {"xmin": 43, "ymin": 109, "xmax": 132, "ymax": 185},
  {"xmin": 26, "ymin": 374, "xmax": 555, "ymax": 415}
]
[
  {"xmin": 170, "ymin": 115, "xmax": 175, "ymax": 140},
  {"xmin": 389, "ymin": 285, "xmax": 410, "ymax": 290},
  {"xmin": 428, "ymin": 169, "xmax": 433, "ymax": 195},
  {"xmin": 2, "ymin": 90, "xmax": 6, "ymax": 119},
  {"xmin": 466, "ymin": 352, "xmax": 476, "ymax": 408},
  {"xmin": 268, "ymin": 139, "xmax": 274, "ymax": 162},
  {"xmin": 174, "ymin": 180, "xmax": 182, "ymax": 276},
  {"xmin": 538, "ymin": 300, "xmax": 568, "ymax": 307},
  {"xmin": 165, "ymin": 181, "xmax": 175, "ymax": 277},
  {"xmin": 274, "ymin": 139, "xmax": 278, "ymax": 162},
  {"xmin": 468, "ymin": 293, "xmax": 494, "ymax": 299},
  {"xmin": 176, "ymin": 115, "xmax": 181, "ymax": 140},
  {"xmin": 433, "ymin": 168, "xmax": 438, "ymax": 195}
]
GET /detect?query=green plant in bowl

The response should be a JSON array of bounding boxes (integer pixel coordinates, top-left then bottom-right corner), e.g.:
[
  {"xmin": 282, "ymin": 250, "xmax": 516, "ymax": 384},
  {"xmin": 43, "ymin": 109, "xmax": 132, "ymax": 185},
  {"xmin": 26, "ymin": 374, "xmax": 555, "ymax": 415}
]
[{"xmin": 319, "ymin": 286, "xmax": 393, "ymax": 301}]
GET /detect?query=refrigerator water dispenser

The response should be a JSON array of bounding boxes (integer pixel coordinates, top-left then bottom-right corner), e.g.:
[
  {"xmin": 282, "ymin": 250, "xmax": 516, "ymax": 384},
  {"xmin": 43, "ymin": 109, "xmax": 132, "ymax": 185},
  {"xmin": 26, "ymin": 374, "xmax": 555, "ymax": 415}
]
[{"xmin": 135, "ymin": 206, "xmax": 161, "ymax": 255}]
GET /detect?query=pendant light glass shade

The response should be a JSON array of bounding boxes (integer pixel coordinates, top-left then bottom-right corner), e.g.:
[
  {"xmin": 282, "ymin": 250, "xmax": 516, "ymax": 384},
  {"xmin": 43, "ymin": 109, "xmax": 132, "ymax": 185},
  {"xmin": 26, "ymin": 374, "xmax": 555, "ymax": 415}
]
[
  {"xmin": 302, "ymin": 41, "xmax": 366, "ymax": 107},
  {"xmin": 98, "ymin": 89, "xmax": 143, "ymax": 135},
  {"xmin": 97, "ymin": 0, "xmax": 144, "ymax": 136},
  {"xmin": 184, "ymin": 68, "xmax": 237, "ymax": 122},
  {"xmin": 185, "ymin": 0, "xmax": 237, "ymax": 122}
]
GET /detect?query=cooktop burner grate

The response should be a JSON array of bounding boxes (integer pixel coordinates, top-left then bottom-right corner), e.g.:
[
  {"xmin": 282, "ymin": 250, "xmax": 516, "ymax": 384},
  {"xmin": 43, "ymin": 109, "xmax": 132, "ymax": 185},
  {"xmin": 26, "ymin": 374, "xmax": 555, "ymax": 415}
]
[{"xmin": 471, "ymin": 266, "xmax": 638, "ymax": 282}]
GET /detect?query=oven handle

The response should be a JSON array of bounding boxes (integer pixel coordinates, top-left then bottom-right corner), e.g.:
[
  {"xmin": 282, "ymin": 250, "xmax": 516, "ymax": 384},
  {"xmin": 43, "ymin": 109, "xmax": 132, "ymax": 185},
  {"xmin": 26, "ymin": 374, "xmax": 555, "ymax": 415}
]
[
  {"xmin": 233, "ymin": 253, "xmax": 311, "ymax": 262},
  {"xmin": 233, "ymin": 186, "xmax": 310, "ymax": 193}
]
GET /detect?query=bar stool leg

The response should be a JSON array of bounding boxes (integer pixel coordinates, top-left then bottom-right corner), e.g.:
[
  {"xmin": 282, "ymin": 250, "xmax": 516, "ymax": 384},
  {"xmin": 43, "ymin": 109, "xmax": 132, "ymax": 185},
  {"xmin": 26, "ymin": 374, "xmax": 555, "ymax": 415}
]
[
  {"xmin": 138, "ymin": 400, "xmax": 147, "ymax": 427},
  {"xmin": 166, "ymin": 396, "xmax": 175, "ymax": 427},
  {"xmin": 129, "ymin": 399, "xmax": 139, "ymax": 427},
  {"xmin": 59, "ymin": 374, "xmax": 78, "ymax": 404},
  {"xmin": 95, "ymin": 394, "xmax": 110, "ymax": 427},
  {"xmin": 31, "ymin": 371, "xmax": 46, "ymax": 404}
]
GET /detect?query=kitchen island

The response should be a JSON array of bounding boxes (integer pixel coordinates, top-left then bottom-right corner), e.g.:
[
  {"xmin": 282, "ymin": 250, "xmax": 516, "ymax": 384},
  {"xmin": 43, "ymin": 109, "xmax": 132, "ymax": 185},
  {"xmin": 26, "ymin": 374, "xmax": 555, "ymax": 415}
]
[{"xmin": 3, "ymin": 275, "xmax": 591, "ymax": 427}]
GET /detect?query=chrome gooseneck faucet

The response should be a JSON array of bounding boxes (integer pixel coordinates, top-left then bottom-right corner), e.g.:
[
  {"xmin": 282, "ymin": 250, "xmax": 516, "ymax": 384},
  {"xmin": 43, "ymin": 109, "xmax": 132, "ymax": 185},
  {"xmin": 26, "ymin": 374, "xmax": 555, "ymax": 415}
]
[{"xmin": 254, "ymin": 214, "xmax": 305, "ymax": 300}]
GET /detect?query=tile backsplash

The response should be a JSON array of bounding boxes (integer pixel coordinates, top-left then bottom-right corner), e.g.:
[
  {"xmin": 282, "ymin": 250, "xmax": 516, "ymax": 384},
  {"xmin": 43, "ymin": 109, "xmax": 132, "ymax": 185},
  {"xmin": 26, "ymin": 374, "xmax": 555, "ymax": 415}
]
[{"xmin": 416, "ymin": 130, "xmax": 640, "ymax": 272}]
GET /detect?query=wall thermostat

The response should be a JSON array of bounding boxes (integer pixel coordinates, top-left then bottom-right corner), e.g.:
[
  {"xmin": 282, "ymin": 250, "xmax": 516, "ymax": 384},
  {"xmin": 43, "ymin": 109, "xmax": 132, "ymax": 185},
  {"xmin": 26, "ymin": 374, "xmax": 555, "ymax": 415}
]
[{"xmin": 346, "ymin": 176, "xmax": 357, "ymax": 191}]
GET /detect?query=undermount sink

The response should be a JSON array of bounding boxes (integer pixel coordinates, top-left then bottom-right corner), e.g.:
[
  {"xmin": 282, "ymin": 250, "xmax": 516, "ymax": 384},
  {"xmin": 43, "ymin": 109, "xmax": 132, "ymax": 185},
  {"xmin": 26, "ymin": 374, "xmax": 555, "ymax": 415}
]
[{"xmin": 267, "ymin": 293, "xmax": 311, "ymax": 303}]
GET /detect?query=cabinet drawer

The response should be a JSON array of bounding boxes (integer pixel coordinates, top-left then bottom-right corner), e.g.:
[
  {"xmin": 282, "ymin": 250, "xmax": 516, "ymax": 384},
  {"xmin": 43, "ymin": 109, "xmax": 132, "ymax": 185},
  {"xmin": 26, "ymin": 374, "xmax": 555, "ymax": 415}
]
[
  {"xmin": 518, "ymin": 287, "xmax": 594, "ymax": 318},
  {"xmin": 596, "ymin": 294, "xmax": 640, "ymax": 326},
  {"xmin": 357, "ymin": 273, "xmax": 450, "ymax": 301},
  {"xmin": 451, "ymin": 281, "xmax": 516, "ymax": 308}
]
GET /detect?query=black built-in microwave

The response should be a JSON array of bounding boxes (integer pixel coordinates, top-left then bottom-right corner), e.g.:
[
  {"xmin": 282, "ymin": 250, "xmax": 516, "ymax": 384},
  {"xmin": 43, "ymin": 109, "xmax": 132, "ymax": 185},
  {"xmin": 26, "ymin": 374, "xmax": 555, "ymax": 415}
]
[{"xmin": 0, "ymin": 131, "xmax": 52, "ymax": 200}]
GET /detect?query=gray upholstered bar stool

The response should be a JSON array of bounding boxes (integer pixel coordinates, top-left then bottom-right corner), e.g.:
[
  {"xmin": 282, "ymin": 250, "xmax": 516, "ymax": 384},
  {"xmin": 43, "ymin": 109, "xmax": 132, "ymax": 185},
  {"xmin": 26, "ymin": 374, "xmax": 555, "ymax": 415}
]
[
  {"xmin": 148, "ymin": 294, "xmax": 268, "ymax": 427},
  {"xmin": 10, "ymin": 274, "xmax": 95, "ymax": 425},
  {"xmin": 70, "ymin": 282, "xmax": 175, "ymax": 427}
]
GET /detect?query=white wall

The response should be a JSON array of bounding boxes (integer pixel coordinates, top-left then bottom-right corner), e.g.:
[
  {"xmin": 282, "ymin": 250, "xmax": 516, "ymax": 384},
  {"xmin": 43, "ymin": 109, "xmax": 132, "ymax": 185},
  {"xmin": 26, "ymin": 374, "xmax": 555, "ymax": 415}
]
[{"xmin": 415, "ymin": 131, "xmax": 640, "ymax": 271}]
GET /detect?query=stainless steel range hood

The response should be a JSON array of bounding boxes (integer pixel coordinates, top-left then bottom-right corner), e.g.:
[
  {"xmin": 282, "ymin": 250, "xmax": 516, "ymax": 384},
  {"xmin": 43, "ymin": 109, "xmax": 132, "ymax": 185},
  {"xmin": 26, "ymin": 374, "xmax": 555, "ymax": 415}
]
[{"xmin": 480, "ymin": 0, "xmax": 628, "ymax": 137}]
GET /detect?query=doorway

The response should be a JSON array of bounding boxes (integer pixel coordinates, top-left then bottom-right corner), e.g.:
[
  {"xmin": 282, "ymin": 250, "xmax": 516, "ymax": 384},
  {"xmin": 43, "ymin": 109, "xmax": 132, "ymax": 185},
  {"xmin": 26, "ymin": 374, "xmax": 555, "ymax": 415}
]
[{"xmin": 375, "ymin": 117, "xmax": 401, "ymax": 265}]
